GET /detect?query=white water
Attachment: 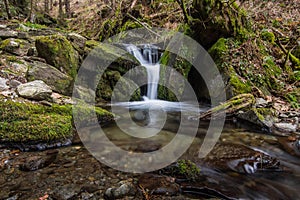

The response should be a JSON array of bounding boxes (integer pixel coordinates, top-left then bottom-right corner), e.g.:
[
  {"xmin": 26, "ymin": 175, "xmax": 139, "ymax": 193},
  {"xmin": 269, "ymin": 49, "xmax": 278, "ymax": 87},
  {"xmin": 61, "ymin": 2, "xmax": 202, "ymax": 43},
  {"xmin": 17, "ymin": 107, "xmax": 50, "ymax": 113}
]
[{"xmin": 126, "ymin": 44, "xmax": 160, "ymax": 99}]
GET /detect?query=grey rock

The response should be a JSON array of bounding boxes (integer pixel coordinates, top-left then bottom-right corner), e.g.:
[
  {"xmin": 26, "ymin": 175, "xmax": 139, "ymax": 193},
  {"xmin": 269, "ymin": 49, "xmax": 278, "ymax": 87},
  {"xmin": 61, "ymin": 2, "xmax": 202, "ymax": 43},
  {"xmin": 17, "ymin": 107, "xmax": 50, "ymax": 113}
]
[
  {"xmin": 274, "ymin": 123, "xmax": 297, "ymax": 133},
  {"xmin": 8, "ymin": 79, "xmax": 22, "ymax": 88},
  {"xmin": 0, "ymin": 30, "xmax": 18, "ymax": 39},
  {"xmin": 0, "ymin": 77, "xmax": 9, "ymax": 91},
  {"xmin": 18, "ymin": 32, "xmax": 29, "ymax": 39},
  {"xmin": 0, "ymin": 25, "xmax": 7, "ymax": 29},
  {"xmin": 27, "ymin": 61, "xmax": 73, "ymax": 95},
  {"xmin": 237, "ymin": 109, "xmax": 274, "ymax": 132},
  {"xmin": 255, "ymin": 98, "xmax": 268, "ymax": 108},
  {"xmin": 105, "ymin": 181, "xmax": 136, "ymax": 199},
  {"xmin": 0, "ymin": 39, "xmax": 19, "ymax": 54},
  {"xmin": 73, "ymin": 85, "xmax": 95, "ymax": 102},
  {"xmin": 11, "ymin": 62, "xmax": 28, "ymax": 74},
  {"xmin": 67, "ymin": 32, "xmax": 87, "ymax": 54},
  {"xmin": 17, "ymin": 80, "xmax": 52, "ymax": 100}
]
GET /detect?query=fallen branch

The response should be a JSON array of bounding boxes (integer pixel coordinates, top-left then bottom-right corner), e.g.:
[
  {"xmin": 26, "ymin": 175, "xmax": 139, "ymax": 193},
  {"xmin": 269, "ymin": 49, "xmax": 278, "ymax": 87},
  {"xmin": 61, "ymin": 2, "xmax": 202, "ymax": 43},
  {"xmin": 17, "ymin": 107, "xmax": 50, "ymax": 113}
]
[
  {"xmin": 126, "ymin": 13, "xmax": 161, "ymax": 38},
  {"xmin": 199, "ymin": 93, "xmax": 255, "ymax": 120}
]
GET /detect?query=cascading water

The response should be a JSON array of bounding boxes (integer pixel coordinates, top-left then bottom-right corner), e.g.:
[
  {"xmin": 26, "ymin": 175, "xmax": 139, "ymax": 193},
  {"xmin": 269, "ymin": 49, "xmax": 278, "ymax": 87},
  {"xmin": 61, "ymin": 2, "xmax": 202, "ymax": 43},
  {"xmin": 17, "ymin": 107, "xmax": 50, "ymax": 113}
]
[{"xmin": 126, "ymin": 44, "xmax": 160, "ymax": 100}]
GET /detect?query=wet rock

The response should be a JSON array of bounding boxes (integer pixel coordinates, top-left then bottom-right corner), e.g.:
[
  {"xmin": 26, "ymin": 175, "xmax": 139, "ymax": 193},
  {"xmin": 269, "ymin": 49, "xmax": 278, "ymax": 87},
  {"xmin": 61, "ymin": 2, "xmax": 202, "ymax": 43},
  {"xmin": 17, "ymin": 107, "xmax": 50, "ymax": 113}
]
[
  {"xmin": 138, "ymin": 174, "xmax": 180, "ymax": 196},
  {"xmin": 105, "ymin": 180, "xmax": 136, "ymax": 199},
  {"xmin": 67, "ymin": 32, "xmax": 87, "ymax": 54},
  {"xmin": 19, "ymin": 150, "xmax": 58, "ymax": 171},
  {"xmin": 202, "ymin": 143, "xmax": 281, "ymax": 174},
  {"xmin": 274, "ymin": 122, "xmax": 297, "ymax": 133},
  {"xmin": 35, "ymin": 34, "xmax": 79, "ymax": 78},
  {"xmin": 52, "ymin": 184, "xmax": 81, "ymax": 200},
  {"xmin": 0, "ymin": 30, "xmax": 18, "ymax": 39},
  {"xmin": 0, "ymin": 77, "xmax": 9, "ymax": 91},
  {"xmin": 237, "ymin": 109, "xmax": 274, "ymax": 132},
  {"xmin": 27, "ymin": 61, "xmax": 73, "ymax": 95},
  {"xmin": 17, "ymin": 80, "xmax": 52, "ymax": 100}
]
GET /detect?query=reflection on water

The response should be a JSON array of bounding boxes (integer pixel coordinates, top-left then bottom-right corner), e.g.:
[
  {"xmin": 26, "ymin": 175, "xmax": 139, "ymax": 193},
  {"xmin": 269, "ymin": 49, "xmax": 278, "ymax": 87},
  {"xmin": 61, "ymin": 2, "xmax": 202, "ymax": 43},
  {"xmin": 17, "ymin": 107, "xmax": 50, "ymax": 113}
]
[{"xmin": 105, "ymin": 100, "xmax": 300, "ymax": 198}]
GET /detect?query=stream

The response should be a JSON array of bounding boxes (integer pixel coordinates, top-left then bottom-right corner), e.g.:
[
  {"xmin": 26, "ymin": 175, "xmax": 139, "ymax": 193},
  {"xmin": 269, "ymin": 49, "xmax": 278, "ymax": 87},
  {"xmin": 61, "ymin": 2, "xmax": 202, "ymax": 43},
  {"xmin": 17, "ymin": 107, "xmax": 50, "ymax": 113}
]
[{"xmin": 1, "ymin": 103, "xmax": 300, "ymax": 199}]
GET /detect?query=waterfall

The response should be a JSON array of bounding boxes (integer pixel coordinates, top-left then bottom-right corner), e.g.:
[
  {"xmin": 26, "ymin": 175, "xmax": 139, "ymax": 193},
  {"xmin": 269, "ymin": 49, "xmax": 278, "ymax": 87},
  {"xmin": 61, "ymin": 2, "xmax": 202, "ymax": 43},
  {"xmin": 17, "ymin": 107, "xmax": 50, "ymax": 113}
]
[{"xmin": 125, "ymin": 44, "xmax": 160, "ymax": 100}]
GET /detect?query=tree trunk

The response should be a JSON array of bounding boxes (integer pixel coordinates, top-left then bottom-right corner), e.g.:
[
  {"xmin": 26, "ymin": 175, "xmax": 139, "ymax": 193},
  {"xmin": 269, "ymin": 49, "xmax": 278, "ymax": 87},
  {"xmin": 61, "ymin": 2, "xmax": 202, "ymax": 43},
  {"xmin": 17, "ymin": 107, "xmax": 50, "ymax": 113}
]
[
  {"xmin": 59, "ymin": 0, "xmax": 63, "ymax": 18},
  {"xmin": 4, "ymin": 0, "xmax": 12, "ymax": 19},
  {"xmin": 65, "ymin": 0, "xmax": 70, "ymax": 18},
  {"xmin": 50, "ymin": 0, "xmax": 53, "ymax": 10},
  {"xmin": 44, "ymin": 0, "xmax": 49, "ymax": 13}
]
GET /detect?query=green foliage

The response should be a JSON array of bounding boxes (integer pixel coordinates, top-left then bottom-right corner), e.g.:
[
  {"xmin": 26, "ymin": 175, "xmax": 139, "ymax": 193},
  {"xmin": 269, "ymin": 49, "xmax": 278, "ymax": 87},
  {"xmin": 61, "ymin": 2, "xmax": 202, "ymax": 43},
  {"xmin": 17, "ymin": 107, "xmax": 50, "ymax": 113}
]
[
  {"xmin": 22, "ymin": 22, "xmax": 48, "ymax": 30},
  {"xmin": 285, "ymin": 92, "xmax": 300, "ymax": 109}
]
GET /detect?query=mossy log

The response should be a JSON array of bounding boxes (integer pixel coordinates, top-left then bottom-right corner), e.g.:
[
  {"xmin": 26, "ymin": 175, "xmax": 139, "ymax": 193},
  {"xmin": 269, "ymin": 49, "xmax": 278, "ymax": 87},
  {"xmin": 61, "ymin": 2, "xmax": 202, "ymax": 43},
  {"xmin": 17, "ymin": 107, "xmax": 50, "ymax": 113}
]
[{"xmin": 199, "ymin": 93, "xmax": 255, "ymax": 120}]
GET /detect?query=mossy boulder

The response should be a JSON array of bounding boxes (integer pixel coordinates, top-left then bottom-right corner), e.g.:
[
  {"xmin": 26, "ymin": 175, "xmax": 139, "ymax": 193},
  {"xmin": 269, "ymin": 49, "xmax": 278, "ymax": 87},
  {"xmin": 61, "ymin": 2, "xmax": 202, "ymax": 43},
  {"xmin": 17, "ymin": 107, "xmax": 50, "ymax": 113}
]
[
  {"xmin": 27, "ymin": 61, "xmax": 73, "ymax": 95},
  {"xmin": 0, "ymin": 98, "xmax": 114, "ymax": 143},
  {"xmin": 0, "ymin": 99, "xmax": 73, "ymax": 142},
  {"xmin": 35, "ymin": 35, "xmax": 79, "ymax": 78}
]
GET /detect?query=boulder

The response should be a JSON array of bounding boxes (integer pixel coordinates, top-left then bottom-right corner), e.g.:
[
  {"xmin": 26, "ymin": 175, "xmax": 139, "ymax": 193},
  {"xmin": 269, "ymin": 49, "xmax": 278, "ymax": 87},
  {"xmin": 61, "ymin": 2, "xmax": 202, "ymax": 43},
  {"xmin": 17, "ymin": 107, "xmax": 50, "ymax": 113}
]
[
  {"xmin": 27, "ymin": 61, "xmax": 73, "ymax": 95},
  {"xmin": 67, "ymin": 33, "xmax": 87, "ymax": 54},
  {"xmin": 16, "ymin": 80, "xmax": 52, "ymax": 100},
  {"xmin": 35, "ymin": 35, "xmax": 79, "ymax": 78}
]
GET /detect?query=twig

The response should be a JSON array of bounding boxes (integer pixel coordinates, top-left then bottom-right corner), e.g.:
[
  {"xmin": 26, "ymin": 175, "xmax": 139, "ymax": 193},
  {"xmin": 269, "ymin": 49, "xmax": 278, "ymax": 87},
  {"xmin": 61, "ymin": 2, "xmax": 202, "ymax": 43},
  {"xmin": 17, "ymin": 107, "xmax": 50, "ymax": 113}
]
[{"xmin": 126, "ymin": 13, "xmax": 161, "ymax": 38}]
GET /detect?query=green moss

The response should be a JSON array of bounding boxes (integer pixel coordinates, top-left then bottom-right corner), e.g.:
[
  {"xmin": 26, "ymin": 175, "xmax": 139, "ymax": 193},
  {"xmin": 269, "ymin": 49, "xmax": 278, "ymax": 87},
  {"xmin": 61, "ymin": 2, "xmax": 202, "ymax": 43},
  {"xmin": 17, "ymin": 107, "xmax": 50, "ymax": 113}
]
[
  {"xmin": 0, "ymin": 100, "xmax": 73, "ymax": 142},
  {"xmin": 229, "ymin": 67, "xmax": 252, "ymax": 94},
  {"xmin": 208, "ymin": 38, "xmax": 228, "ymax": 65},
  {"xmin": 0, "ymin": 99, "xmax": 114, "ymax": 142},
  {"xmin": 175, "ymin": 159, "xmax": 200, "ymax": 179},
  {"xmin": 261, "ymin": 29, "xmax": 275, "ymax": 44},
  {"xmin": 35, "ymin": 35, "xmax": 79, "ymax": 78},
  {"xmin": 6, "ymin": 55, "xmax": 23, "ymax": 64}
]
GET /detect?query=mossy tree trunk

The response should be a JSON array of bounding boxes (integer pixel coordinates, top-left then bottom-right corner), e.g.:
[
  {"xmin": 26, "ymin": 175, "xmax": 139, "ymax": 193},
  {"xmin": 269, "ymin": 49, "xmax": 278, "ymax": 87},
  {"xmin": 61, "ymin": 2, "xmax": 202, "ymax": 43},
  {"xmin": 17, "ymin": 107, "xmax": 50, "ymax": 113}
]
[{"xmin": 191, "ymin": 0, "xmax": 248, "ymax": 48}]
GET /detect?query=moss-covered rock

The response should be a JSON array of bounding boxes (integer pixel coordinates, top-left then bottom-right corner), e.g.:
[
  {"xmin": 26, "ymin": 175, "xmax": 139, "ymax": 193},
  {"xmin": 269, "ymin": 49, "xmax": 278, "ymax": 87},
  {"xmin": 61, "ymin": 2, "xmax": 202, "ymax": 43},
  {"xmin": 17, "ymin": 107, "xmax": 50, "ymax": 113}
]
[
  {"xmin": 0, "ymin": 98, "xmax": 114, "ymax": 143},
  {"xmin": 0, "ymin": 38, "xmax": 30, "ymax": 56},
  {"xmin": 191, "ymin": 0, "xmax": 250, "ymax": 48},
  {"xmin": 35, "ymin": 34, "xmax": 79, "ymax": 78},
  {"xmin": 27, "ymin": 61, "xmax": 73, "ymax": 95}
]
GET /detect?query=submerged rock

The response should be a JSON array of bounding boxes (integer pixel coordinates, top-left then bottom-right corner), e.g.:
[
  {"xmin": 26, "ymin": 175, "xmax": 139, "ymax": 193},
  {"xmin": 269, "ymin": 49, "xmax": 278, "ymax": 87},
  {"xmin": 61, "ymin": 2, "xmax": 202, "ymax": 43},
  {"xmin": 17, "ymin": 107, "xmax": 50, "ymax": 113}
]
[
  {"xmin": 17, "ymin": 80, "xmax": 52, "ymax": 100},
  {"xmin": 105, "ymin": 180, "xmax": 136, "ymax": 199}
]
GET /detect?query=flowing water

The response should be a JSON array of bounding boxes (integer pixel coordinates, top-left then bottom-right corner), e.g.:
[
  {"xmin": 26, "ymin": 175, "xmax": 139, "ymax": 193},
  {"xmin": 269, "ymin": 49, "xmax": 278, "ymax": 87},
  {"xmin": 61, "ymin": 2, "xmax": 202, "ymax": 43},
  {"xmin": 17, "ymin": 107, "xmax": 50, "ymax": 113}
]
[{"xmin": 125, "ymin": 44, "xmax": 160, "ymax": 99}]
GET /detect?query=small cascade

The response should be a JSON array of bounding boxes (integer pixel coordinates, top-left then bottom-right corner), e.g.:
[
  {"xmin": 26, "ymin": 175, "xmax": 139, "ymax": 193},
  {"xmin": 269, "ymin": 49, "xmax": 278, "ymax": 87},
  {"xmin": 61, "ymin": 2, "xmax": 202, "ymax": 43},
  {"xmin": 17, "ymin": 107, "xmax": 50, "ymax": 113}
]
[{"xmin": 126, "ymin": 44, "xmax": 160, "ymax": 100}]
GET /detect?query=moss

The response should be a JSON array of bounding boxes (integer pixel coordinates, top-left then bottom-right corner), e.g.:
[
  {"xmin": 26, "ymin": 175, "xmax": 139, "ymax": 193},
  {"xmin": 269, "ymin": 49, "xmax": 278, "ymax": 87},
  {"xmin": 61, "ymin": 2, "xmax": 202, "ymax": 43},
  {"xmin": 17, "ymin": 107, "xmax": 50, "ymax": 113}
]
[
  {"xmin": 208, "ymin": 38, "xmax": 228, "ymax": 65},
  {"xmin": 289, "ymin": 53, "xmax": 300, "ymax": 69},
  {"xmin": 0, "ymin": 100, "xmax": 73, "ymax": 142},
  {"xmin": 261, "ymin": 29, "xmax": 275, "ymax": 44},
  {"xmin": 35, "ymin": 35, "xmax": 79, "ymax": 79},
  {"xmin": 0, "ymin": 99, "xmax": 114, "ymax": 142},
  {"xmin": 229, "ymin": 66, "xmax": 252, "ymax": 94},
  {"xmin": 175, "ymin": 159, "xmax": 200, "ymax": 180},
  {"xmin": 6, "ymin": 55, "xmax": 24, "ymax": 64}
]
